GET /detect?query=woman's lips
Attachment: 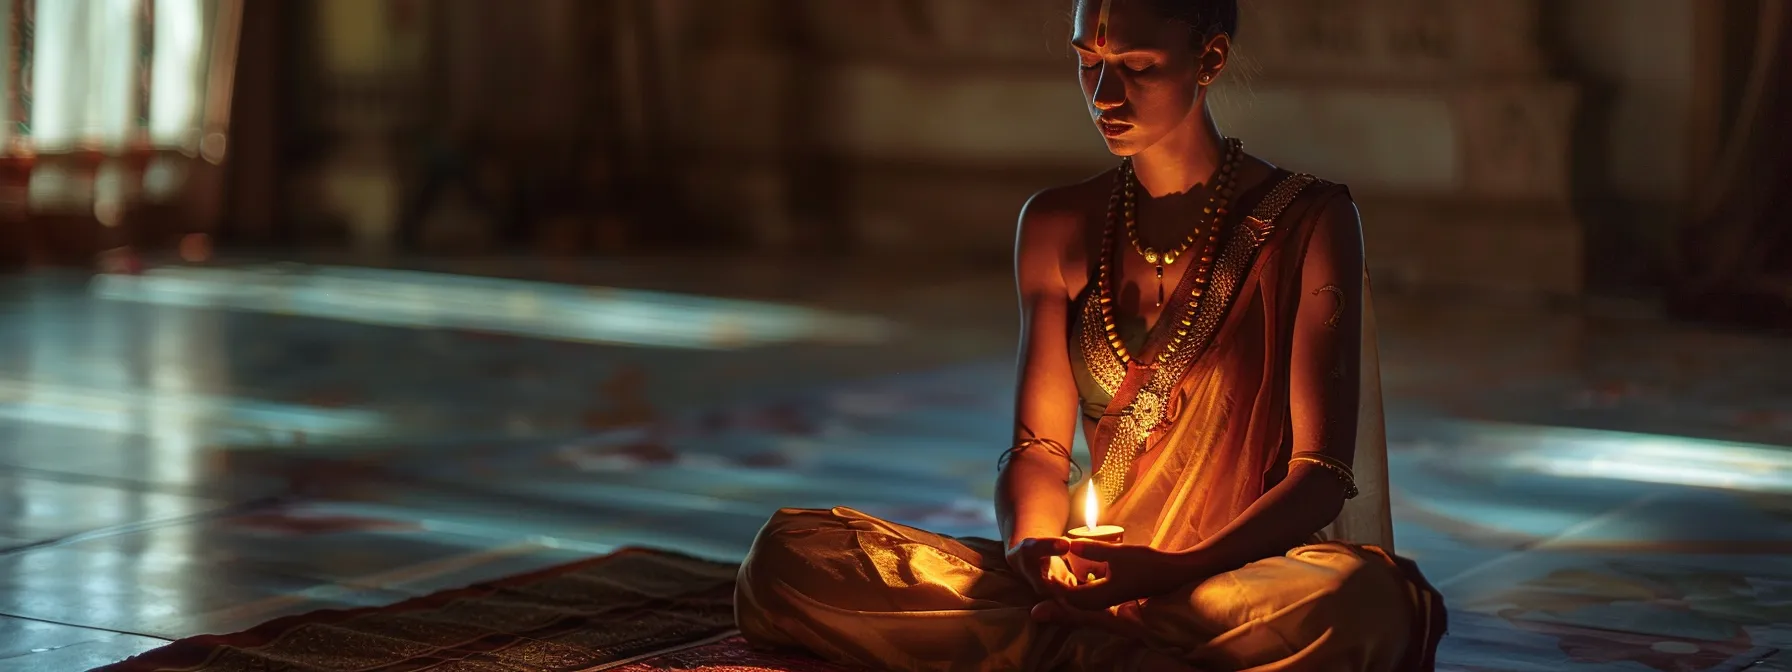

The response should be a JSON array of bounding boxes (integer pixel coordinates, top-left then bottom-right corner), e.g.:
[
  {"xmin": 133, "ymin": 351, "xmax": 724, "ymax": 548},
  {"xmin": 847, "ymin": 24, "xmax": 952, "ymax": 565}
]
[{"xmin": 1097, "ymin": 118, "xmax": 1133, "ymax": 138}]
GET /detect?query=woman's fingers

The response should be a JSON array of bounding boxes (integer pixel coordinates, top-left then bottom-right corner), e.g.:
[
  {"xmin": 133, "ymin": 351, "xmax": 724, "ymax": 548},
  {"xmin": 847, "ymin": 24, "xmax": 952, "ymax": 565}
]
[
  {"xmin": 1022, "ymin": 537, "xmax": 1072, "ymax": 559},
  {"xmin": 1010, "ymin": 538, "xmax": 1078, "ymax": 597},
  {"xmin": 1046, "ymin": 556, "xmax": 1079, "ymax": 587},
  {"xmin": 1018, "ymin": 538, "xmax": 1071, "ymax": 585}
]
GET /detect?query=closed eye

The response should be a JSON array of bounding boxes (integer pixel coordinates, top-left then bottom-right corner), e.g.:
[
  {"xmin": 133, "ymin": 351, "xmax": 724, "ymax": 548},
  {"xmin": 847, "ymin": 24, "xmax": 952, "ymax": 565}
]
[
  {"xmin": 1074, "ymin": 48, "xmax": 1100, "ymax": 71},
  {"xmin": 1076, "ymin": 58, "xmax": 1155, "ymax": 73}
]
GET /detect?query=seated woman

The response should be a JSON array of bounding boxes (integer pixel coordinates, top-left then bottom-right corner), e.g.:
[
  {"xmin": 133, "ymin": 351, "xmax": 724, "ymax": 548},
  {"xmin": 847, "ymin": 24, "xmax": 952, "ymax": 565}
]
[{"xmin": 735, "ymin": 0, "xmax": 1446, "ymax": 669}]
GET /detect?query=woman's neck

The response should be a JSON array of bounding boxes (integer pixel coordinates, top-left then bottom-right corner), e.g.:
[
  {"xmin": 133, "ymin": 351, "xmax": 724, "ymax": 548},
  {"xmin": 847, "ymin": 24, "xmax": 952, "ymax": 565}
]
[{"xmin": 1129, "ymin": 109, "xmax": 1227, "ymax": 198}]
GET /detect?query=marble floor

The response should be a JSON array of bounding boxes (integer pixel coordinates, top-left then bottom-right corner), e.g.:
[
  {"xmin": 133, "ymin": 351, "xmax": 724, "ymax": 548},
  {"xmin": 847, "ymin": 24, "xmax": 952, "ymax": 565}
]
[{"xmin": 1, "ymin": 256, "xmax": 1790, "ymax": 671}]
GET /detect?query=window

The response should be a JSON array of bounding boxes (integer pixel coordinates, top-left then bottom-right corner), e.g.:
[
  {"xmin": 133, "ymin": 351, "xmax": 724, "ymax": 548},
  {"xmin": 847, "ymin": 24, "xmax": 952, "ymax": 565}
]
[{"xmin": 0, "ymin": 0, "xmax": 224, "ymax": 154}]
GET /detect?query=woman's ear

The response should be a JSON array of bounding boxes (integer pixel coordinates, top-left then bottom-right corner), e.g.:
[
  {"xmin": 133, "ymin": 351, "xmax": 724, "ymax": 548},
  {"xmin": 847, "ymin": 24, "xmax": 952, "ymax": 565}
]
[{"xmin": 1197, "ymin": 32, "xmax": 1230, "ymax": 85}]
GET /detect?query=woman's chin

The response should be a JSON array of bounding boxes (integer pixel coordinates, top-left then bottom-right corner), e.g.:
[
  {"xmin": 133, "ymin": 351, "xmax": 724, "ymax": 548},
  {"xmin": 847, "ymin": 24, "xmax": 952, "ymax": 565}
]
[{"xmin": 1100, "ymin": 137, "xmax": 1145, "ymax": 157}]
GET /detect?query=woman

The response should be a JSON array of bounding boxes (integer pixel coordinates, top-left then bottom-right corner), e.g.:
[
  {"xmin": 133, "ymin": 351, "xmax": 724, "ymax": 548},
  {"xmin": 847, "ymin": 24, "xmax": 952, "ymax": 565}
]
[{"xmin": 735, "ymin": 0, "xmax": 1446, "ymax": 669}]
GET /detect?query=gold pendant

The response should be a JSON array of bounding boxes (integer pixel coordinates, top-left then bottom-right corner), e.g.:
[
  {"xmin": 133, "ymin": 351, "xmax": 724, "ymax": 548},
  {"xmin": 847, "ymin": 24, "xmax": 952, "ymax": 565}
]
[{"xmin": 1128, "ymin": 389, "xmax": 1165, "ymax": 432}]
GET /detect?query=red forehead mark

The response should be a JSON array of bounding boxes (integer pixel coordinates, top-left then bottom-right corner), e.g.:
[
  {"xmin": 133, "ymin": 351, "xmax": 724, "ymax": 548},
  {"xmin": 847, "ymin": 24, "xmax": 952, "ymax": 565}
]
[{"xmin": 1096, "ymin": 0, "xmax": 1114, "ymax": 49}]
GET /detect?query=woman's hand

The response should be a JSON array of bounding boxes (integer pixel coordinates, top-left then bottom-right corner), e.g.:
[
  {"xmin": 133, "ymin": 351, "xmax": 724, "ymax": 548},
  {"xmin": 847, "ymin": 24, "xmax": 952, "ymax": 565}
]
[
  {"xmin": 1006, "ymin": 537, "xmax": 1078, "ymax": 597},
  {"xmin": 1045, "ymin": 540, "xmax": 1209, "ymax": 609}
]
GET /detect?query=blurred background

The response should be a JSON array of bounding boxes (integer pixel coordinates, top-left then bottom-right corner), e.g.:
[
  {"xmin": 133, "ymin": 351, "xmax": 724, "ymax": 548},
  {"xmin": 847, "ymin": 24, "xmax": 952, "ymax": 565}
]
[
  {"xmin": 2, "ymin": 0, "xmax": 1788, "ymax": 314},
  {"xmin": 1, "ymin": 1, "xmax": 1790, "ymax": 670}
]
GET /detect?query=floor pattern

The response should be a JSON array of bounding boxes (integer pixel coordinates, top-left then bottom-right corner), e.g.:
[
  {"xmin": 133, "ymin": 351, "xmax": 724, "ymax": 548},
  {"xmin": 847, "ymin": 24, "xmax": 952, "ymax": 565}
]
[{"xmin": 1, "ymin": 261, "xmax": 1790, "ymax": 671}]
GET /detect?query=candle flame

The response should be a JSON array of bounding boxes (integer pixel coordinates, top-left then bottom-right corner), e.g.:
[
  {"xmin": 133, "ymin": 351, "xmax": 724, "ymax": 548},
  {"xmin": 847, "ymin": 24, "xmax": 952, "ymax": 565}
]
[{"xmin": 1083, "ymin": 480, "xmax": 1099, "ymax": 530}]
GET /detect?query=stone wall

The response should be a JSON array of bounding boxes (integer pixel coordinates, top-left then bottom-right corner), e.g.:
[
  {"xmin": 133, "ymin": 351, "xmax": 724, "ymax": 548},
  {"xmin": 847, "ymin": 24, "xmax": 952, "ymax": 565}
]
[
  {"xmin": 670, "ymin": 0, "xmax": 1101, "ymax": 258},
  {"xmin": 277, "ymin": 0, "xmax": 1724, "ymax": 299},
  {"xmin": 665, "ymin": 0, "xmax": 1721, "ymax": 300},
  {"xmin": 1216, "ymin": 0, "xmax": 1581, "ymax": 297},
  {"xmin": 665, "ymin": 0, "xmax": 1581, "ymax": 295}
]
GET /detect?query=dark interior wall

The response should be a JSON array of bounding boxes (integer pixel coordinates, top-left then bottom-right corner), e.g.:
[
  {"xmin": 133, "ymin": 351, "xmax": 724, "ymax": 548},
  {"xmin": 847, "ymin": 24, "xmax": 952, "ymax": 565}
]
[{"xmin": 224, "ymin": 0, "xmax": 1767, "ymax": 306}]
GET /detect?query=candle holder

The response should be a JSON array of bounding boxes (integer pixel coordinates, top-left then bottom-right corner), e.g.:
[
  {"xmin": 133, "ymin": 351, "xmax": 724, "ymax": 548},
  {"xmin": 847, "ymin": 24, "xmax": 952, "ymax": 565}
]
[
  {"xmin": 1065, "ymin": 480, "xmax": 1126, "ymax": 583},
  {"xmin": 1065, "ymin": 524, "xmax": 1125, "ymax": 544},
  {"xmin": 1069, "ymin": 479, "xmax": 1124, "ymax": 544}
]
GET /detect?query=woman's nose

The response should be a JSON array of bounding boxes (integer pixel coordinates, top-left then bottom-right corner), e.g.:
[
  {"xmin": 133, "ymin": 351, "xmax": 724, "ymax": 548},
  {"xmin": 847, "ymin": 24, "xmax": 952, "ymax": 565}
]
[{"xmin": 1092, "ymin": 67, "xmax": 1125, "ymax": 110}]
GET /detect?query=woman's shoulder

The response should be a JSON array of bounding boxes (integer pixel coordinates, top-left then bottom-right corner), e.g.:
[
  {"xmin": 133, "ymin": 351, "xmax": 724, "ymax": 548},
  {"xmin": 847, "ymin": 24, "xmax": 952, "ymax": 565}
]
[
  {"xmin": 1231, "ymin": 156, "xmax": 1366, "ymax": 283},
  {"xmin": 1241, "ymin": 154, "xmax": 1350, "ymax": 202},
  {"xmin": 1014, "ymin": 168, "xmax": 1115, "ymax": 252},
  {"xmin": 1013, "ymin": 168, "xmax": 1116, "ymax": 290},
  {"xmin": 1240, "ymin": 154, "xmax": 1356, "ymax": 230},
  {"xmin": 1019, "ymin": 168, "xmax": 1114, "ymax": 227}
]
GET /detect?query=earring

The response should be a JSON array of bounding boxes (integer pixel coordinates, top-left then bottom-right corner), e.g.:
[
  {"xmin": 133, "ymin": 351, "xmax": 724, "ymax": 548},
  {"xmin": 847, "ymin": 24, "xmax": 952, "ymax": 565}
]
[{"xmin": 1199, "ymin": 74, "xmax": 1214, "ymax": 85}]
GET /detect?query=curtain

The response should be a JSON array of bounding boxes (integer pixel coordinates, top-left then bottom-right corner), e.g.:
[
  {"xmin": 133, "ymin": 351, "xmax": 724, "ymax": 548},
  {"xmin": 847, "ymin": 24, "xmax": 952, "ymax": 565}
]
[{"xmin": 1671, "ymin": 0, "xmax": 1792, "ymax": 330}]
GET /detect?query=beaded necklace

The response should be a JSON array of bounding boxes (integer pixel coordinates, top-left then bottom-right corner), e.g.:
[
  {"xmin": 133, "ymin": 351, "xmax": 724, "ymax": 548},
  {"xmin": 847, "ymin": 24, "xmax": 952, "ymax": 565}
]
[{"xmin": 1097, "ymin": 138, "xmax": 1245, "ymax": 365}]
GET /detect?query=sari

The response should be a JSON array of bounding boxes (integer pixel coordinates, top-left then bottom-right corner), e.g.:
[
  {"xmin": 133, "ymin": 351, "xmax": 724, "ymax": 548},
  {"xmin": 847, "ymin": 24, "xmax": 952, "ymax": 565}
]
[{"xmin": 735, "ymin": 172, "xmax": 1446, "ymax": 671}]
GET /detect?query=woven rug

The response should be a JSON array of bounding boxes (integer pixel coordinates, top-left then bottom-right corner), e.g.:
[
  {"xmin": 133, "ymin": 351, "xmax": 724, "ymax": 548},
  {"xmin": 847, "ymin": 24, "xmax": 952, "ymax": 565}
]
[
  {"xmin": 599, "ymin": 634, "xmax": 856, "ymax": 671},
  {"xmin": 96, "ymin": 548, "xmax": 848, "ymax": 672}
]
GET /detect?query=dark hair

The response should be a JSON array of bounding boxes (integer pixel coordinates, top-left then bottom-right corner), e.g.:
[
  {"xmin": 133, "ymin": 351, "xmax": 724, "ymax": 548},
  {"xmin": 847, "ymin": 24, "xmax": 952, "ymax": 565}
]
[{"xmin": 1150, "ymin": 0, "xmax": 1239, "ymax": 40}]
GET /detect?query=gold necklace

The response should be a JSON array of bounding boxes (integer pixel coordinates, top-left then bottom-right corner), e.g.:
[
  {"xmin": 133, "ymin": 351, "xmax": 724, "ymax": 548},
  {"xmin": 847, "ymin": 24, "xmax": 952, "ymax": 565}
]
[
  {"xmin": 1096, "ymin": 188, "xmax": 1219, "ymax": 368},
  {"xmin": 1122, "ymin": 138, "xmax": 1244, "ymax": 307},
  {"xmin": 1097, "ymin": 140, "xmax": 1243, "ymax": 366}
]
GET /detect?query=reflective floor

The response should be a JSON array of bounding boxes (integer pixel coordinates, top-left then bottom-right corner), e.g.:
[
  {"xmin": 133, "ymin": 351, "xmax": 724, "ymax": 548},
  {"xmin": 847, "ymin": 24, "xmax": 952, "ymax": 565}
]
[{"xmin": 2, "ymin": 257, "xmax": 1790, "ymax": 671}]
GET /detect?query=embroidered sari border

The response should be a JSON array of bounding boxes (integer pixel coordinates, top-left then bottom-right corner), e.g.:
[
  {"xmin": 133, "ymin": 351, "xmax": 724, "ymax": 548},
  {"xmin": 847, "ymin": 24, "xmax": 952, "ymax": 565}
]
[{"xmin": 1089, "ymin": 173, "xmax": 1320, "ymax": 504}]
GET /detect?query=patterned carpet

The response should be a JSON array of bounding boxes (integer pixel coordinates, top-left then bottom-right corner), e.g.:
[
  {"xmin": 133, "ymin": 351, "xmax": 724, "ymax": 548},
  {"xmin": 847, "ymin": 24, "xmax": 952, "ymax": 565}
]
[{"xmin": 96, "ymin": 549, "xmax": 746, "ymax": 672}]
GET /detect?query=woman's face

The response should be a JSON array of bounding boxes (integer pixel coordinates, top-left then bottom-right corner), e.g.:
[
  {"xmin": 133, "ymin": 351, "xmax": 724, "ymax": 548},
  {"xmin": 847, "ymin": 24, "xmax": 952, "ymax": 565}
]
[{"xmin": 1071, "ymin": 0, "xmax": 1226, "ymax": 156}]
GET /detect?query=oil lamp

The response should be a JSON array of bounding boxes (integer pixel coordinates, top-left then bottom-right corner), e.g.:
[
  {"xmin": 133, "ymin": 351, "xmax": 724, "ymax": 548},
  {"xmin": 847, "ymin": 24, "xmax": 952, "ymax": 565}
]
[{"xmin": 1066, "ymin": 480, "xmax": 1124, "ymax": 543}]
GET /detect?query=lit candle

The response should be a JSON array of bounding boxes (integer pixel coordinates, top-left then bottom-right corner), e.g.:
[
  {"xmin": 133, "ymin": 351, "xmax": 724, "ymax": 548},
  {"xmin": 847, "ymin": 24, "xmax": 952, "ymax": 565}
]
[{"xmin": 1066, "ymin": 480, "xmax": 1125, "ymax": 543}]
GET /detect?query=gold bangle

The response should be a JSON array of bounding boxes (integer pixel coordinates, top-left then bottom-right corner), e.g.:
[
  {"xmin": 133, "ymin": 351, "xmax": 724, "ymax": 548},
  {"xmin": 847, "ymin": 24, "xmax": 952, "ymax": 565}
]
[{"xmin": 1290, "ymin": 453, "xmax": 1358, "ymax": 499}]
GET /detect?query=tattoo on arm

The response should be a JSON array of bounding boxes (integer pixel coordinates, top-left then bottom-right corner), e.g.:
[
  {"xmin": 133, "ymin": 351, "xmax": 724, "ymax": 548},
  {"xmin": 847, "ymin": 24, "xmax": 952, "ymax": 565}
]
[
  {"xmin": 1312, "ymin": 284, "xmax": 1346, "ymax": 329},
  {"xmin": 1311, "ymin": 283, "xmax": 1351, "ymax": 381}
]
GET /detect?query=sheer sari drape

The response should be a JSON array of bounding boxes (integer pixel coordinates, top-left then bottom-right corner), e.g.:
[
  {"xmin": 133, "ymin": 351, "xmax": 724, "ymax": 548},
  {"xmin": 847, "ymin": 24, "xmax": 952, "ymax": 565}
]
[
  {"xmin": 1098, "ymin": 180, "xmax": 1392, "ymax": 554},
  {"xmin": 735, "ymin": 180, "xmax": 1440, "ymax": 671}
]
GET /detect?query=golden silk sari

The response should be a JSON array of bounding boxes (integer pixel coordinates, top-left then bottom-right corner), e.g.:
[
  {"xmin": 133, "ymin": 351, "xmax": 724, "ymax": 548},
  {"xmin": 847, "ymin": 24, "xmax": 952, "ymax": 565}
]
[
  {"xmin": 736, "ymin": 173, "xmax": 1445, "ymax": 671},
  {"xmin": 1080, "ymin": 173, "xmax": 1395, "ymax": 554}
]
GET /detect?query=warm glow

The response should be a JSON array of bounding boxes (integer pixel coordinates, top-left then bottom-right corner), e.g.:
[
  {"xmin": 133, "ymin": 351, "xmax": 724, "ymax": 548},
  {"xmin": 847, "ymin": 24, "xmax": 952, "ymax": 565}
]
[{"xmin": 1083, "ymin": 481, "xmax": 1099, "ymax": 530}]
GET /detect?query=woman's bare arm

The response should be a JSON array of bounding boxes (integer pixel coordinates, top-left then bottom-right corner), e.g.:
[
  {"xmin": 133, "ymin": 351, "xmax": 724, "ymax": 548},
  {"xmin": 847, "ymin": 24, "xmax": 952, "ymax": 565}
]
[
  {"xmin": 1176, "ymin": 192, "xmax": 1365, "ymax": 574},
  {"xmin": 997, "ymin": 188, "xmax": 1085, "ymax": 551}
]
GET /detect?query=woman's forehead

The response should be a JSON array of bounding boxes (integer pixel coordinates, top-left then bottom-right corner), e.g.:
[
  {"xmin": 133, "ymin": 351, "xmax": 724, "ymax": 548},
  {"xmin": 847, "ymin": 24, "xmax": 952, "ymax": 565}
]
[
  {"xmin": 1075, "ymin": 0, "xmax": 1159, "ymax": 23},
  {"xmin": 1072, "ymin": 0, "xmax": 1183, "ymax": 50}
]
